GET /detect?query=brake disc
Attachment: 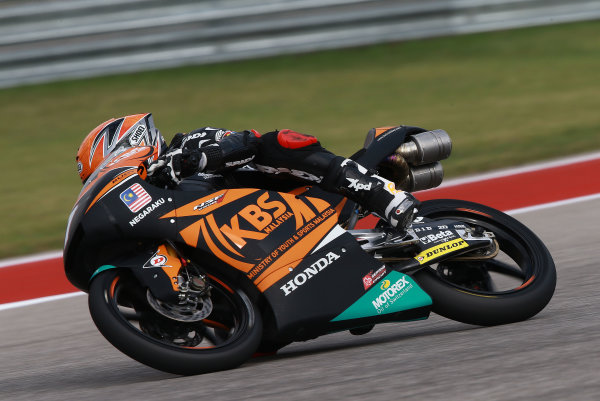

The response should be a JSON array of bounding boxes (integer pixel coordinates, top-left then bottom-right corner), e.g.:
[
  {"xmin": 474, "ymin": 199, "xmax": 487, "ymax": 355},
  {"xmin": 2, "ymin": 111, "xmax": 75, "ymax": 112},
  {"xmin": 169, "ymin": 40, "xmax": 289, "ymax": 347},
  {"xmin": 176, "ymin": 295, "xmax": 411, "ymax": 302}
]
[{"xmin": 146, "ymin": 290, "xmax": 213, "ymax": 322}]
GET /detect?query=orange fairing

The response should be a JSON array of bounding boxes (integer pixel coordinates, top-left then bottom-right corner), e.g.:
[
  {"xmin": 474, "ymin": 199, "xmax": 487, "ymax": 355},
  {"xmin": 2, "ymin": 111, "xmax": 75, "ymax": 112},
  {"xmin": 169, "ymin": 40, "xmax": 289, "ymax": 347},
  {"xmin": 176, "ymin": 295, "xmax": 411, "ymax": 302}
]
[
  {"xmin": 256, "ymin": 212, "xmax": 338, "ymax": 292},
  {"xmin": 152, "ymin": 244, "xmax": 183, "ymax": 292},
  {"xmin": 162, "ymin": 188, "xmax": 342, "ymax": 292},
  {"xmin": 374, "ymin": 126, "xmax": 396, "ymax": 138},
  {"xmin": 161, "ymin": 189, "xmax": 259, "ymax": 219}
]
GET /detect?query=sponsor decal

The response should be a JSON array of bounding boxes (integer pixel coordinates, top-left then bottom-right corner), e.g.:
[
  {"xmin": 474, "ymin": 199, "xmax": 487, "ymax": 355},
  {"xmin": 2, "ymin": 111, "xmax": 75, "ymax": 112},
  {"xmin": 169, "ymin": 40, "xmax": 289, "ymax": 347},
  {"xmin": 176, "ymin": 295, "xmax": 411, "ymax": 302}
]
[
  {"xmin": 109, "ymin": 146, "xmax": 146, "ymax": 166},
  {"xmin": 225, "ymin": 156, "xmax": 255, "ymax": 168},
  {"xmin": 386, "ymin": 182, "xmax": 401, "ymax": 194},
  {"xmin": 331, "ymin": 271, "xmax": 433, "ymax": 322},
  {"xmin": 215, "ymin": 129, "xmax": 233, "ymax": 142},
  {"xmin": 346, "ymin": 177, "xmax": 372, "ymax": 191},
  {"xmin": 219, "ymin": 192, "xmax": 334, "ymax": 249},
  {"xmin": 129, "ymin": 198, "xmax": 165, "ymax": 226},
  {"xmin": 143, "ymin": 249, "xmax": 174, "ymax": 269},
  {"xmin": 181, "ymin": 131, "xmax": 206, "ymax": 146},
  {"xmin": 414, "ymin": 238, "xmax": 469, "ymax": 265},
  {"xmin": 144, "ymin": 253, "xmax": 168, "ymax": 268},
  {"xmin": 246, "ymin": 206, "xmax": 336, "ymax": 280},
  {"xmin": 419, "ymin": 229, "xmax": 456, "ymax": 245},
  {"xmin": 120, "ymin": 183, "xmax": 152, "ymax": 212},
  {"xmin": 362, "ymin": 266, "xmax": 387, "ymax": 290},
  {"xmin": 256, "ymin": 164, "xmax": 322, "ymax": 182},
  {"xmin": 193, "ymin": 194, "xmax": 224, "ymax": 211},
  {"xmin": 280, "ymin": 252, "xmax": 340, "ymax": 296},
  {"xmin": 372, "ymin": 276, "xmax": 412, "ymax": 314},
  {"xmin": 128, "ymin": 125, "xmax": 147, "ymax": 146},
  {"xmin": 375, "ymin": 126, "xmax": 402, "ymax": 142}
]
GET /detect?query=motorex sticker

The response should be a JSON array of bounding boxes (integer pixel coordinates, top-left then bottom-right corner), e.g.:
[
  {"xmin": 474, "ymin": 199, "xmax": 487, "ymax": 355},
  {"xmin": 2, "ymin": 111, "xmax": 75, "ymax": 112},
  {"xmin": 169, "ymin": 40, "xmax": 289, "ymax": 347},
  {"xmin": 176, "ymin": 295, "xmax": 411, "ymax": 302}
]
[{"xmin": 331, "ymin": 271, "xmax": 432, "ymax": 322}]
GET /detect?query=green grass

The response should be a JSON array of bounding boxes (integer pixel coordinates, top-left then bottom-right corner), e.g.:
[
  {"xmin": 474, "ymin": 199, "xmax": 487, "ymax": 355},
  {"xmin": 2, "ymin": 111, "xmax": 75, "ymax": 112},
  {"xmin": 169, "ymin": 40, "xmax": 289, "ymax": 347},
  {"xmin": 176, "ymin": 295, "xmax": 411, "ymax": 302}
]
[{"xmin": 1, "ymin": 20, "xmax": 600, "ymax": 259}]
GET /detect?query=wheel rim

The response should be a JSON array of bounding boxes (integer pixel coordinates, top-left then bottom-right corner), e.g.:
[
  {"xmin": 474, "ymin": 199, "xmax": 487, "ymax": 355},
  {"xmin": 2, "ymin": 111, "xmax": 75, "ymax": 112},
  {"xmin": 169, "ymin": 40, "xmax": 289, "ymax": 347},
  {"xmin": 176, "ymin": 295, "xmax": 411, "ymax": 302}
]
[
  {"xmin": 107, "ymin": 273, "xmax": 253, "ymax": 350},
  {"xmin": 423, "ymin": 214, "xmax": 538, "ymax": 296}
]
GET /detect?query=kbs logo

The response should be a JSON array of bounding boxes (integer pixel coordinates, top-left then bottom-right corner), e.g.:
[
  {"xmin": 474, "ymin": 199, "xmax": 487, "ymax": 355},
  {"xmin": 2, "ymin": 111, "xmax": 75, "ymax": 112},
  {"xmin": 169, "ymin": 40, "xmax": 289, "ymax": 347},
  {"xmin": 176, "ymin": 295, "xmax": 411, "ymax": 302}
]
[
  {"xmin": 280, "ymin": 252, "xmax": 340, "ymax": 296},
  {"xmin": 219, "ymin": 192, "xmax": 320, "ymax": 249},
  {"xmin": 414, "ymin": 238, "xmax": 469, "ymax": 265}
]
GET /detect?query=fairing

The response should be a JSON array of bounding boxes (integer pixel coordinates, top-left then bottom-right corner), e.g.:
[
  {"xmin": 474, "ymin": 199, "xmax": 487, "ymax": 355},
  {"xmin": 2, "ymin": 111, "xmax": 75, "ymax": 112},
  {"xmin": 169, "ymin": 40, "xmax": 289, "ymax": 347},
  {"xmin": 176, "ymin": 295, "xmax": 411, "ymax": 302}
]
[{"xmin": 64, "ymin": 127, "xmax": 439, "ymax": 341}]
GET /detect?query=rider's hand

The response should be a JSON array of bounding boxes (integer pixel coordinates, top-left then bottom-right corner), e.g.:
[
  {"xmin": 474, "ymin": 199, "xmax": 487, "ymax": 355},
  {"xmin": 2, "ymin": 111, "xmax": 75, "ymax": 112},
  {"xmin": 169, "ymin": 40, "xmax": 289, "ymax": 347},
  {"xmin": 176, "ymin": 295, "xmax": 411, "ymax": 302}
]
[
  {"xmin": 147, "ymin": 148, "xmax": 207, "ymax": 186},
  {"xmin": 164, "ymin": 148, "xmax": 208, "ymax": 183}
]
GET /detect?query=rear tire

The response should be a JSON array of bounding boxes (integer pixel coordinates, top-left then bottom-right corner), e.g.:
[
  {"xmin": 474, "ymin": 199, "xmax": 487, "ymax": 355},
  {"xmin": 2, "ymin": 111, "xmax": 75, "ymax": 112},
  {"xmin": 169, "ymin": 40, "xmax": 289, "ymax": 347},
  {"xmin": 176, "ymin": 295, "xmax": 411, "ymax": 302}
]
[
  {"xmin": 89, "ymin": 269, "xmax": 262, "ymax": 375},
  {"xmin": 412, "ymin": 199, "xmax": 556, "ymax": 326}
]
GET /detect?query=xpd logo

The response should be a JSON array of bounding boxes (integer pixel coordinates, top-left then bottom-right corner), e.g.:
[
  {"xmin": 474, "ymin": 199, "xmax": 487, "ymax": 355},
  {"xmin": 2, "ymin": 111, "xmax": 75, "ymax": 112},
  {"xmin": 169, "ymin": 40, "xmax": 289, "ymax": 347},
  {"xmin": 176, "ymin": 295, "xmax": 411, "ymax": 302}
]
[{"xmin": 346, "ymin": 178, "xmax": 372, "ymax": 191}]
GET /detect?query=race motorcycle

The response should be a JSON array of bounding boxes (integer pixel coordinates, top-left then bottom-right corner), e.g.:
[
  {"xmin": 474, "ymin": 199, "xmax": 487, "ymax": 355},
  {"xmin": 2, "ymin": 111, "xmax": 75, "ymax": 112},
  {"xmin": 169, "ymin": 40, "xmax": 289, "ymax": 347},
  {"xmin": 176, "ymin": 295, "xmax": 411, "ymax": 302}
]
[{"xmin": 64, "ymin": 126, "xmax": 556, "ymax": 375}]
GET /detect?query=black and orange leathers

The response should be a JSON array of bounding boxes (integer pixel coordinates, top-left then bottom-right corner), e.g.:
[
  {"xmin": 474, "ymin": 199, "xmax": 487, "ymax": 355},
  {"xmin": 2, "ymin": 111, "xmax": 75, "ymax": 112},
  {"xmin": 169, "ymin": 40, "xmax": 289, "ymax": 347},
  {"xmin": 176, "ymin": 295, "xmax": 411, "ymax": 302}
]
[
  {"xmin": 64, "ymin": 126, "xmax": 433, "ymax": 342},
  {"xmin": 169, "ymin": 127, "xmax": 340, "ymax": 189},
  {"xmin": 169, "ymin": 127, "xmax": 418, "ymax": 230}
]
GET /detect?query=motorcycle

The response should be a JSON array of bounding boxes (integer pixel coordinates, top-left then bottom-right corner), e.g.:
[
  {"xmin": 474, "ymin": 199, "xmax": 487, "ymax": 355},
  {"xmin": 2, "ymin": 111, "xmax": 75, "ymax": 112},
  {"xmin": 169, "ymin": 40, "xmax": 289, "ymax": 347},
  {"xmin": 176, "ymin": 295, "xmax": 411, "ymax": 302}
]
[{"xmin": 64, "ymin": 126, "xmax": 556, "ymax": 375}]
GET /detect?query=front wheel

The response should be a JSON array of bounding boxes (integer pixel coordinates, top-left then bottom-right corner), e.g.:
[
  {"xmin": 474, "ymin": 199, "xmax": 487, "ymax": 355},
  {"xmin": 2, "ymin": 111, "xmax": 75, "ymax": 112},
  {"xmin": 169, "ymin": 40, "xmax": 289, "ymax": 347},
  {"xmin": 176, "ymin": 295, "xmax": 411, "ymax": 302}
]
[
  {"xmin": 412, "ymin": 199, "xmax": 556, "ymax": 326},
  {"xmin": 88, "ymin": 269, "xmax": 262, "ymax": 375}
]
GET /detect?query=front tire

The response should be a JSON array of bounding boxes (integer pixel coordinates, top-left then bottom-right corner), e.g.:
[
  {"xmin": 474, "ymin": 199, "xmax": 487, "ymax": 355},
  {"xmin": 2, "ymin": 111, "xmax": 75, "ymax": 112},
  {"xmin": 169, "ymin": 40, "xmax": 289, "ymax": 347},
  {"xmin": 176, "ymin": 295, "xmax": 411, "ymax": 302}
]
[
  {"xmin": 88, "ymin": 269, "xmax": 262, "ymax": 375},
  {"xmin": 412, "ymin": 199, "xmax": 556, "ymax": 326}
]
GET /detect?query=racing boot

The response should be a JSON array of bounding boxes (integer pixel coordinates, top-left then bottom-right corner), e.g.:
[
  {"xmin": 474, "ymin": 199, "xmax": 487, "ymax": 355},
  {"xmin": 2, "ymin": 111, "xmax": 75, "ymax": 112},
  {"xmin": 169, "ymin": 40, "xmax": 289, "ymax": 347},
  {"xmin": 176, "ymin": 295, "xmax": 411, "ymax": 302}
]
[{"xmin": 325, "ymin": 158, "xmax": 419, "ymax": 231}]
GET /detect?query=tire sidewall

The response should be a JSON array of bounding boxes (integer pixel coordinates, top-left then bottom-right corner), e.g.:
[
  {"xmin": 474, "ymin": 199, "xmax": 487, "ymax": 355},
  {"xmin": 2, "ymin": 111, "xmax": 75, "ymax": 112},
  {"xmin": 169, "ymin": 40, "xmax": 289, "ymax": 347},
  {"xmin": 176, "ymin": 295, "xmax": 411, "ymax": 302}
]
[
  {"xmin": 88, "ymin": 269, "xmax": 263, "ymax": 375},
  {"xmin": 412, "ymin": 199, "xmax": 556, "ymax": 326}
]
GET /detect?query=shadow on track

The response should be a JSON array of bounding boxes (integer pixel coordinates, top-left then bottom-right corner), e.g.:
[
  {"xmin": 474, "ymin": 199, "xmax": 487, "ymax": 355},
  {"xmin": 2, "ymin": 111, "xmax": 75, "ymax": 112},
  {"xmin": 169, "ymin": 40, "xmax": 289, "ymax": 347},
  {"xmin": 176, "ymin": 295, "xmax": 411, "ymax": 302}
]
[{"xmin": 249, "ymin": 319, "xmax": 480, "ymax": 363}]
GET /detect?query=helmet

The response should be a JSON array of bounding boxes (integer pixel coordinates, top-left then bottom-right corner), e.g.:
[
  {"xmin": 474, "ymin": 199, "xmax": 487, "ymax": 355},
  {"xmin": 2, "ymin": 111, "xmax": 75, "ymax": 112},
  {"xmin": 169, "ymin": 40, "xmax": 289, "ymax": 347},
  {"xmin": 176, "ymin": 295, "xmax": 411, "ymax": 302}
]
[{"xmin": 76, "ymin": 113, "xmax": 166, "ymax": 183}]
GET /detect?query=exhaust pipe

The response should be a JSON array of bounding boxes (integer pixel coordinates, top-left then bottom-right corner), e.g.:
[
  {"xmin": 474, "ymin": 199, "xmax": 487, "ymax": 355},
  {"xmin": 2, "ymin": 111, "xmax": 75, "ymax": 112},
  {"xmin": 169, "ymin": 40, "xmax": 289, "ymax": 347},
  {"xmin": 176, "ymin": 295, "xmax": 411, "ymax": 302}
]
[{"xmin": 395, "ymin": 129, "xmax": 452, "ymax": 166}]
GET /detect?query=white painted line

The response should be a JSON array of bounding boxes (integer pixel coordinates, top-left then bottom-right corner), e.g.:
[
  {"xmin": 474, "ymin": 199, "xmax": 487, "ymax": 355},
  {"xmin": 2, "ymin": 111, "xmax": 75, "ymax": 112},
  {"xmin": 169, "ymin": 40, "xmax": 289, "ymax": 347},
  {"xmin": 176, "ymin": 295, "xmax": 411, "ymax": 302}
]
[
  {"xmin": 3, "ymin": 192, "xmax": 600, "ymax": 312},
  {"xmin": 2, "ymin": 152, "xmax": 599, "ymax": 269},
  {"xmin": 0, "ymin": 250, "xmax": 63, "ymax": 269},
  {"xmin": 506, "ymin": 193, "xmax": 600, "ymax": 215},
  {"xmin": 433, "ymin": 151, "xmax": 600, "ymax": 189},
  {"xmin": 0, "ymin": 291, "xmax": 85, "ymax": 311}
]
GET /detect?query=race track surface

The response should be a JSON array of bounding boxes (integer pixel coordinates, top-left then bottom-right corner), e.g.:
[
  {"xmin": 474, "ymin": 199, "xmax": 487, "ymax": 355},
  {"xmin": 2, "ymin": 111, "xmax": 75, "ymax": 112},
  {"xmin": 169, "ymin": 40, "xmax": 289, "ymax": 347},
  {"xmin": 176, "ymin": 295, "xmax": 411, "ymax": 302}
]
[{"xmin": 1, "ymin": 198, "xmax": 599, "ymax": 400}]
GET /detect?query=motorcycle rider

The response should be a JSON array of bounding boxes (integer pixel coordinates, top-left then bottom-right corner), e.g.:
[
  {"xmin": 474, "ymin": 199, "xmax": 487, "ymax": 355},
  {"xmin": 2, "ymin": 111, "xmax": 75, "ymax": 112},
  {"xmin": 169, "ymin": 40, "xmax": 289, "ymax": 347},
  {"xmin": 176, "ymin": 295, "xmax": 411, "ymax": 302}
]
[{"xmin": 76, "ymin": 113, "xmax": 419, "ymax": 230}]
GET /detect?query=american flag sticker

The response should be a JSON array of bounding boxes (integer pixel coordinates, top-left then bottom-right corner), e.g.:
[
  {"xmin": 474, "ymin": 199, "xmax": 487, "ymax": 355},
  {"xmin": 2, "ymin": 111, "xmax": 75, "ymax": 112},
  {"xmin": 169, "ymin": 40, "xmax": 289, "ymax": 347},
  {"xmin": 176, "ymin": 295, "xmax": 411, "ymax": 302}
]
[{"xmin": 120, "ymin": 183, "xmax": 152, "ymax": 212}]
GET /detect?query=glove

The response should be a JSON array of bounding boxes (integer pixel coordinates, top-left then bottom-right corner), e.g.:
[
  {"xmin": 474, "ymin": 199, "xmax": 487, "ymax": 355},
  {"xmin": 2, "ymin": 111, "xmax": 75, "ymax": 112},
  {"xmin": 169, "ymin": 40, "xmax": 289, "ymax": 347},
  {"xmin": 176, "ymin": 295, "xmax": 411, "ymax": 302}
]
[
  {"xmin": 166, "ymin": 148, "xmax": 208, "ymax": 183},
  {"xmin": 147, "ymin": 148, "xmax": 207, "ymax": 186}
]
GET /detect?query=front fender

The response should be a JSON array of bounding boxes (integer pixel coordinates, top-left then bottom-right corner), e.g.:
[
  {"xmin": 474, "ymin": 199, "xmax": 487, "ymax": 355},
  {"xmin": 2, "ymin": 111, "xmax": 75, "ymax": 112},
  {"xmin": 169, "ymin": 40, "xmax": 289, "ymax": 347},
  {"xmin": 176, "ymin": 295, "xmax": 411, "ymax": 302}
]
[{"xmin": 89, "ymin": 243, "xmax": 182, "ymax": 303}]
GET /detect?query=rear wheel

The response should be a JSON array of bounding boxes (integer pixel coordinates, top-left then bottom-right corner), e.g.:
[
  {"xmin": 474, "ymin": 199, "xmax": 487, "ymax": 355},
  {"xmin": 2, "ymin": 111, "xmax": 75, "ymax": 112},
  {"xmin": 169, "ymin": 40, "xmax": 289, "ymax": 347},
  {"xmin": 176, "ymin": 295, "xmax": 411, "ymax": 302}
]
[
  {"xmin": 88, "ymin": 269, "xmax": 262, "ymax": 375},
  {"xmin": 412, "ymin": 199, "xmax": 556, "ymax": 326}
]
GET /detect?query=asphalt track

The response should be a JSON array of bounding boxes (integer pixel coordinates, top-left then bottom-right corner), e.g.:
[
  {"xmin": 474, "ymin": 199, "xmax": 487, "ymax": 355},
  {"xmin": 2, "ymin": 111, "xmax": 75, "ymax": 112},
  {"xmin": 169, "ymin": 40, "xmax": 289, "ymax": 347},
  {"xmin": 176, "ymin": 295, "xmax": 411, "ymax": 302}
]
[
  {"xmin": 1, "ymin": 201, "xmax": 599, "ymax": 400},
  {"xmin": 2, "ymin": 154, "xmax": 600, "ymax": 400}
]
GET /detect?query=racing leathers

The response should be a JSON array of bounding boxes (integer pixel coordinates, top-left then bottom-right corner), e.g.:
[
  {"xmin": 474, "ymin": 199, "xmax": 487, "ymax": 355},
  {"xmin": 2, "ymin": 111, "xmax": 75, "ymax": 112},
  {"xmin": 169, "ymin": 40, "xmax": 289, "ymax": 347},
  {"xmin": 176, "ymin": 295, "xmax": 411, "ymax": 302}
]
[{"xmin": 147, "ymin": 127, "xmax": 419, "ymax": 231}]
